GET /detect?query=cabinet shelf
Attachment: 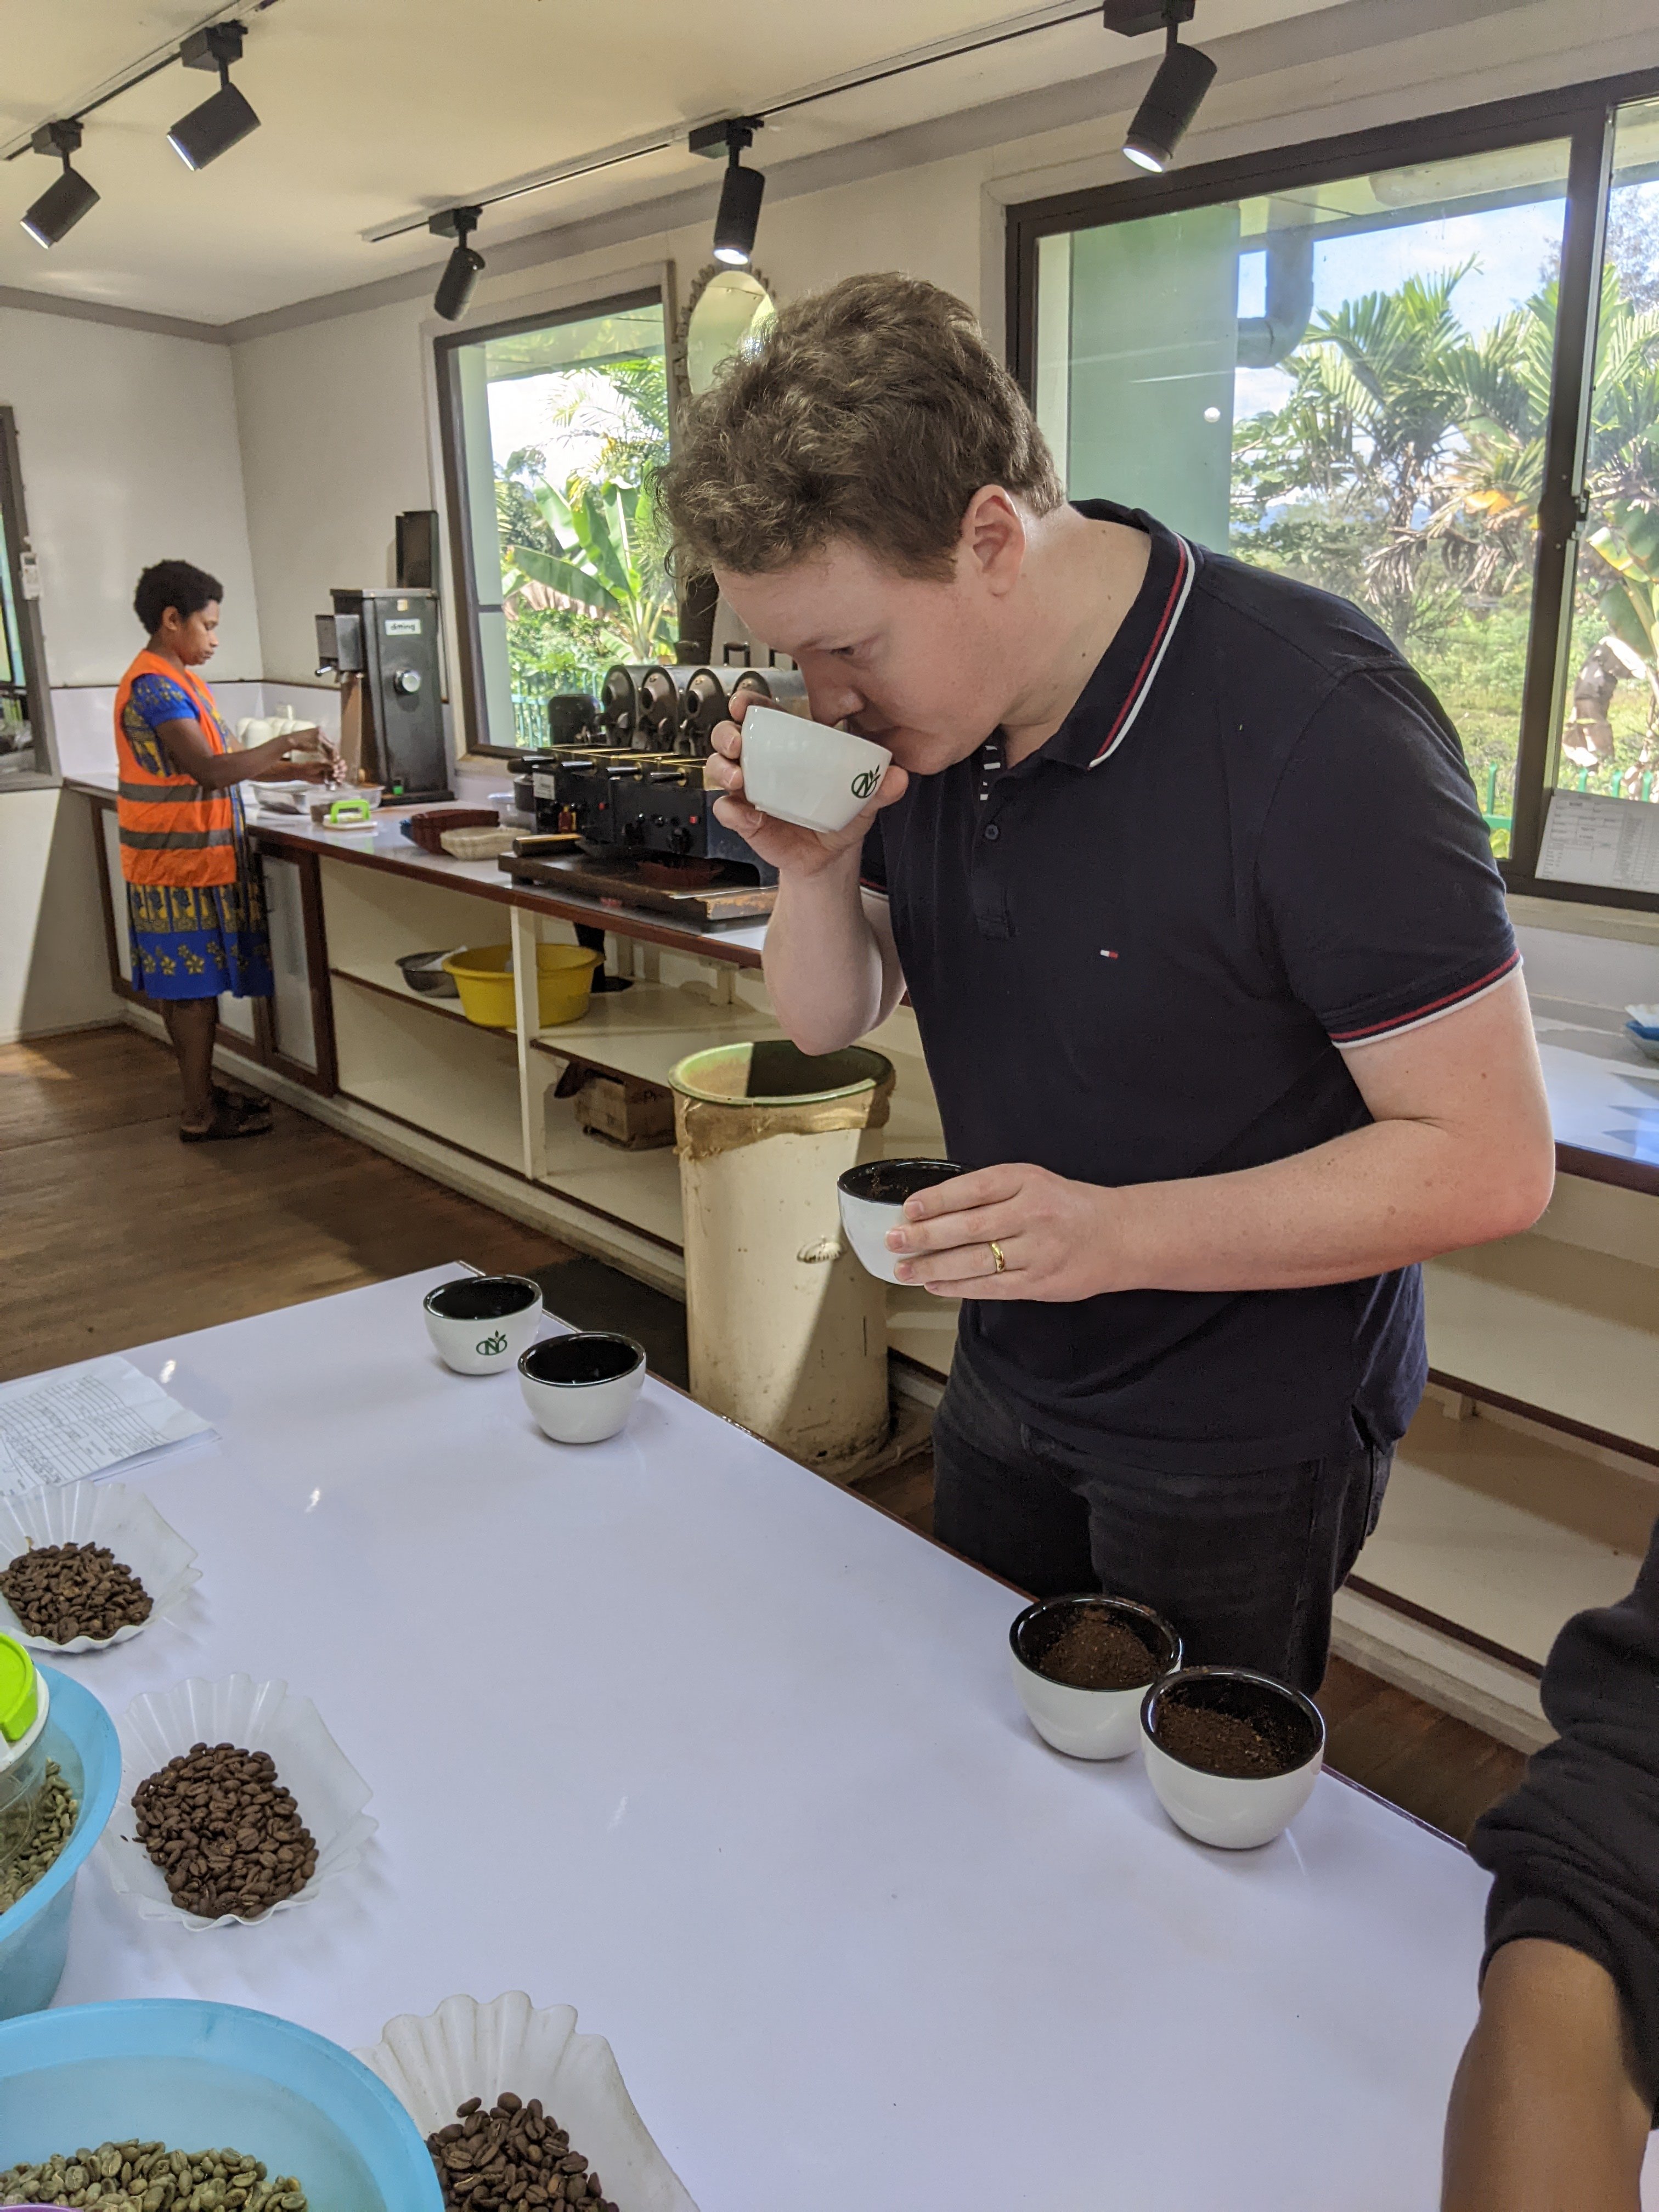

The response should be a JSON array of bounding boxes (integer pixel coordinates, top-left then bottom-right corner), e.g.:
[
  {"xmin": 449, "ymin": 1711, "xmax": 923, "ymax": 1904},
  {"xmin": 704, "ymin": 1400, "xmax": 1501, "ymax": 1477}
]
[{"xmin": 331, "ymin": 973, "xmax": 523, "ymax": 1173}]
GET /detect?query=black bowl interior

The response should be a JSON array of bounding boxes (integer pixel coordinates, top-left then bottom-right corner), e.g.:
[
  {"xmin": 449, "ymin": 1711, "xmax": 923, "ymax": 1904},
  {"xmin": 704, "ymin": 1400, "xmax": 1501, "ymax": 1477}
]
[
  {"xmin": 1147, "ymin": 1672, "xmax": 1323, "ymax": 1776},
  {"xmin": 522, "ymin": 1333, "xmax": 643, "ymax": 1387},
  {"xmin": 426, "ymin": 1277, "xmax": 540, "ymax": 1322},
  {"xmin": 839, "ymin": 1158, "xmax": 963, "ymax": 1206},
  {"xmin": 1011, "ymin": 1594, "xmax": 1179, "ymax": 1684}
]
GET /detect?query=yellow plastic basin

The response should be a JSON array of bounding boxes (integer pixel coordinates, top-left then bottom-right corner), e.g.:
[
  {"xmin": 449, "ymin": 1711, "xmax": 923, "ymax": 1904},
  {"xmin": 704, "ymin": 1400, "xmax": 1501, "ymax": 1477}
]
[{"xmin": 442, "ymin": 943, "xmax": 601, "ymax": 1029}]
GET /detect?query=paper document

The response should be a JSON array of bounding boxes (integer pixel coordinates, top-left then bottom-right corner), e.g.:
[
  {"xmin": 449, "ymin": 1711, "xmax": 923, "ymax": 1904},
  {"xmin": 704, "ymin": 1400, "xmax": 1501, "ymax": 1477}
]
[
  {"xmin": 1537, "ymin": 790, "xmax": 1659, "ymax": 893},
  {"xmin": 0, "ymin": 1356, "xmax": 214, "ymax": 1497}
]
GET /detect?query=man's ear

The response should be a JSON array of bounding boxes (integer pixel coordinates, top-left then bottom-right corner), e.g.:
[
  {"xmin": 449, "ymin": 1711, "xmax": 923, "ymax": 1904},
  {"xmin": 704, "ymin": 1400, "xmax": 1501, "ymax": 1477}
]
[{"xmin": 961, "ymin": 486, "xmax": 1026, "ymax": 596}]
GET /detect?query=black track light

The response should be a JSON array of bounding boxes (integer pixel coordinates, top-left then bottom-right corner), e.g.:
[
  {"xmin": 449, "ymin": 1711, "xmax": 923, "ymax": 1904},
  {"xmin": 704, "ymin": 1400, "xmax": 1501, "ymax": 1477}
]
[
  {"xmin": 691, "ymin": 117, "xmax": 765, "ymax": 268},
  {"xmin": 430, "ymin": 206, "xmax": 485, "ymax": 322},
  {"xmin": 21, "ymin": 120, "xmax": 99, "ymax": 249},
  {"xmin": 1120, "ymin": 3, "xmax": 1215, "ymax": 173},
  {"xmin": 169, "ymin": 22, "xmax": 261, "ymax": 171}
]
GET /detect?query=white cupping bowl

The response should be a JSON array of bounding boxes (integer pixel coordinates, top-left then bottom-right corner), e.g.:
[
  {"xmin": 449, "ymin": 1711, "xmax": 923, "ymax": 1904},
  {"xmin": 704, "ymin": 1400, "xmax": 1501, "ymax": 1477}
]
[
  {"xmin": 1008, "ymin": 1594, "xmax": 1182, "ymax": 1760},
  {"xmin": 1141, "ymin": 1668, "xmax": 1325, "ymax": 1850},
  {"xmin": 356, "ymin": 1993, "xmax": 698, "ymax": 2212},
  {"xmin": 99, "ymin": 1673, "xmax": 377, "ymax": 1929},
  {"xmin": 0, "ymin": 1482, "xmax": 200, "ymax": 1653},
  {"xmin": 738, "ymin": 703, "xmax": 891, "ymax": 834}
]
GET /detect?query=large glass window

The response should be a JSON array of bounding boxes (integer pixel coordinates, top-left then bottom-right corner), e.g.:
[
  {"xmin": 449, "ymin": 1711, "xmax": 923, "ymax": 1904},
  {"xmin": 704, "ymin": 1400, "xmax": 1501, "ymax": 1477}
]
[
  {"xmin": 1543, "ymin": 97, "xmax": 1659, "ymax": 883},
  {"xmin": 1014, "ymin": 81, "xmax": 1659, "ymax": 905},
  {"xmin": 436, "ymin": 292, "xmax": 670, "ymax": 752}
]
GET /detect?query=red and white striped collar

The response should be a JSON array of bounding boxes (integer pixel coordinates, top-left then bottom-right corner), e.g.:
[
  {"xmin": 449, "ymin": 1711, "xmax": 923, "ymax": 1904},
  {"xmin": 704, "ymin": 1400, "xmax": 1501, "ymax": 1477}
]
[{"xmin": 1038, "ymin": 507, "xmax": 1198, "ymax": 772}]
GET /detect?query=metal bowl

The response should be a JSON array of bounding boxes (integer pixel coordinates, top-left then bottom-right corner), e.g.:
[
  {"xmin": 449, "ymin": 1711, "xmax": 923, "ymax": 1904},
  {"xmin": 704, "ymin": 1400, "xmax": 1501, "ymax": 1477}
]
[{"xmin": 396, "ymin": 950, "xmax": 461, "ymax": 998}]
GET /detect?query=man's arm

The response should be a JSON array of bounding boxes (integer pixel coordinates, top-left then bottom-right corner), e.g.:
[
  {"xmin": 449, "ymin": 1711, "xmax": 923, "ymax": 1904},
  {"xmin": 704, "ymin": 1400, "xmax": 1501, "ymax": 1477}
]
[
  {"xmin": 1442, "ymin": 1939, "xmax": 1651, "ymax": 2212},
  {"xmin": 890, "ymin": 968, "xmax": 1555, "ymax": 1297}
]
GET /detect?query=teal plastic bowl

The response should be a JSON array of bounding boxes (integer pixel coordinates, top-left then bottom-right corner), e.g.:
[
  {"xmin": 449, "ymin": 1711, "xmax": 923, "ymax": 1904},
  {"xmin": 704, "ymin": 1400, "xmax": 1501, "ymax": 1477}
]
[
  {"xmin": 0, "ymin": 2001, "xmax": 443, "ymax": 2211},
  {"xmin": 0, "ymin": 1667, "xmax": 120, "ymax": 2021}
]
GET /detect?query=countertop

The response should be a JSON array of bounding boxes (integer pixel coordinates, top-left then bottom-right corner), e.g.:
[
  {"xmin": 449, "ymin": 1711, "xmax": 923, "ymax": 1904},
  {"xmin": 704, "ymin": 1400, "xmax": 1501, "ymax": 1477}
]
[
  {"xmin": 69, "ymin": 769, "xmax": 769, "ymax": 970},
  {"xmin": 70, "ymin": 772, "xmax": 1659, "ymax": 1192},
  {"xmin": 42, "ymin": 1267, "xmax": 1545, "ymax": 2210}
]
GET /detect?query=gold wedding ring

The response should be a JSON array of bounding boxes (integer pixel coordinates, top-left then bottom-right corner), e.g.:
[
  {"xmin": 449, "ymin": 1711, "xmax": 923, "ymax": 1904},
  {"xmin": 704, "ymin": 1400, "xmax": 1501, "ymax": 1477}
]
[{"xmin": 989, "ymin": 1240, "xmax": 1007, "ymax": 1276}]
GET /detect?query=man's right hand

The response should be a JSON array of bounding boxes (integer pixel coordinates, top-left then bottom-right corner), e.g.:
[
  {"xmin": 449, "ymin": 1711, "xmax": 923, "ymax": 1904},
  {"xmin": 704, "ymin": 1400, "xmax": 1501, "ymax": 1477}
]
[{"xmin": 705, "ymin": 689, "xmax": 907, "ymax": 878}]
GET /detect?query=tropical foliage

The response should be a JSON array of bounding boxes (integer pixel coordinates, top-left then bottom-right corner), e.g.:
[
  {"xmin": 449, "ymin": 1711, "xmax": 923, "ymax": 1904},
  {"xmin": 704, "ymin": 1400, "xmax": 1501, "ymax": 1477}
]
[
  {"xmin": 493, "ymin": 354, "xmax": 674, "ymax": 691},
  {"xmin": 1232, "ymin": 241, "xmax": 1659, "ymax": 848}
]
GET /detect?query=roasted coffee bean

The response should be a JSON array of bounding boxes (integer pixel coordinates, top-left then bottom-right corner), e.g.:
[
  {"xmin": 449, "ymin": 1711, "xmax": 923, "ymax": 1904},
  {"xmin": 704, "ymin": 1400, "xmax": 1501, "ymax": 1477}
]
[
  {"xmin": 131, "ymin": 1740, "xmax": 319, "ymax": 1921},
  {"xmin": 0, "ymin": 1761, "xmax": 78, "ymax": 1912},
  {"xmin": 425, "ymin": 2095, "xmax": 620, "ymax": 2212},
  {"xmin": 0, "ymin": 2139, "xmax": 307, "ymax": 2210},
  {"xmin": 0, "ymin": 1538, "xmax": 154, "ymax": 1644}
]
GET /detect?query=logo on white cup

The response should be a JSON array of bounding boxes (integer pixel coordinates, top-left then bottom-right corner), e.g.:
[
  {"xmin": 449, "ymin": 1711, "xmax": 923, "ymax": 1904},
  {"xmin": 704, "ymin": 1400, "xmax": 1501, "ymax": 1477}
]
[{"xmin": 850, "ymin": 768, "xmax": 879, "ymax": 800}]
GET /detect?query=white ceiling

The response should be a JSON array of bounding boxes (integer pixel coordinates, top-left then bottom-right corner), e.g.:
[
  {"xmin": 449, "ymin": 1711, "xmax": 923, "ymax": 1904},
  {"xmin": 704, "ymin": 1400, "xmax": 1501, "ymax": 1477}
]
[{"xmin": 0, "ymin": 0, "xmax": 1344, "ymax": 326}]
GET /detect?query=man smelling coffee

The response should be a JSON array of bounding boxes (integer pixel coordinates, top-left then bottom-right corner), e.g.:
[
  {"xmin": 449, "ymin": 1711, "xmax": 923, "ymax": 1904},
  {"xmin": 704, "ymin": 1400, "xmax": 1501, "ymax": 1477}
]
[{"xmin": 658, "ymin": 273, "xmax": 1555, "ymax": 1692}]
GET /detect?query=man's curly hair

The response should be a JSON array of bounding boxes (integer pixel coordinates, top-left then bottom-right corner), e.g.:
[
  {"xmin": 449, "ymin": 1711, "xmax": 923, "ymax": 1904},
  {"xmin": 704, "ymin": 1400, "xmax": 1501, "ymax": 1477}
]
[{"xmin": 656, "ymin": 273, "xmax": 1063, "ymax": 582}]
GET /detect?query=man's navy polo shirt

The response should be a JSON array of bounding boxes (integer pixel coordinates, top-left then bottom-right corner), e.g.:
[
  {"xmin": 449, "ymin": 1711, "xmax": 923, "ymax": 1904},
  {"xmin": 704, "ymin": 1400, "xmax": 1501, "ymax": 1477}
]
[{"xmin": 860, "ymin": 501, "xmax": 1519, "ymax": 1475}]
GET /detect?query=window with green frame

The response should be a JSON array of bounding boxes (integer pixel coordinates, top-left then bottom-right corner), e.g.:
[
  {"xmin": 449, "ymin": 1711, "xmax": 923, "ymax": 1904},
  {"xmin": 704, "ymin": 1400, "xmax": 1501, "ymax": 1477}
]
[{"xmin": 1008, "ymin": 72, "xmax": 1659, "ymax": 909}]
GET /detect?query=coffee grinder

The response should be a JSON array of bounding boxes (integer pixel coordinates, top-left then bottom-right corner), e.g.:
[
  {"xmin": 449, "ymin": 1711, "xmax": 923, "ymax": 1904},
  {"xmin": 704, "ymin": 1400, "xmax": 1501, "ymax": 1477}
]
[{"xmin": 314, "ymin": 586, "xmax": 453, "ymax": 802}]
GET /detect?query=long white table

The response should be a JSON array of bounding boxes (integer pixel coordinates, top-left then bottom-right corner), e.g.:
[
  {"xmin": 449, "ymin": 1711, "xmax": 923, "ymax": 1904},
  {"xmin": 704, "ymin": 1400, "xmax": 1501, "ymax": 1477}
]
[{"xmin": 37, "ymin": 1270, "xmax": 1647, "ymax": 2209}]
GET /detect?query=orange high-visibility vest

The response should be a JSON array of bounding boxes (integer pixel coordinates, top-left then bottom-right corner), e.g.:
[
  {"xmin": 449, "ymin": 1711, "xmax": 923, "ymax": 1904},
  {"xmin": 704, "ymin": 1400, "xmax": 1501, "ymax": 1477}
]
[{"xmin": 114, "ymin": 651, "xmax": 237, "ymax": 887}]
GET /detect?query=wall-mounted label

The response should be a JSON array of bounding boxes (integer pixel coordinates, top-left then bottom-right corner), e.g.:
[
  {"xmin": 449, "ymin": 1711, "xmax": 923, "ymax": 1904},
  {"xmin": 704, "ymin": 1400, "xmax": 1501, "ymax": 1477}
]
[
  {"xmin": 18, "ymin": 552, "xmax": 41, "ymax": 601},
  {"xmin": 383, "ymin": 617, "xmax": 422, "ymax": 635}
]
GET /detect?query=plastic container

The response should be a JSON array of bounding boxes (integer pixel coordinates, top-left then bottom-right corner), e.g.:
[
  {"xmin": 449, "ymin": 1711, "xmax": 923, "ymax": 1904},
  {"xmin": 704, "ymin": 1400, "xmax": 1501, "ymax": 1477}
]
[
  {"xmin": 357, "ymin": 1993, "xmax": 697, "ymax": 2212},
  {"xmin": 0, "ymin": 1666, "xmax": 121, "ymax": 2019},
  {"xmin": 0, "ymin": 1481, "xmax": 200, "ymax": 1653},
  {"xmin": 0, "ymin": 2000, "xmax": 443, "ymax": 2212},
  {"xmin": 0, "ymin": 1637, "xmax": 49, "ymax": 1883},
  {"xmin": 443, "ymin": 943, "xmax": 601, "ymax": 1029}
]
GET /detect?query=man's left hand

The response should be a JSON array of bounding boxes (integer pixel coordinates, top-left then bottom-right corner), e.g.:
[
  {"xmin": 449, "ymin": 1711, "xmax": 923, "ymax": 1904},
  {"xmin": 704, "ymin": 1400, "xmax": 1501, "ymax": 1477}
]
[{"xmin": 888, "ymin": 1164, "xmax": 1122, "ymax": 1301}]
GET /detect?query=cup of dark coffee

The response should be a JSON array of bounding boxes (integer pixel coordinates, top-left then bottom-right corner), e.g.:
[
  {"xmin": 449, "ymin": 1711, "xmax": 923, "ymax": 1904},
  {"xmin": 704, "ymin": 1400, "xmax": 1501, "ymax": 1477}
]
[
  {"xmin": 422, "ymin": 1275, "xmax": 544, "ymax": 1375},
  {"xmin": 518, "ymin": 1332, "xmax": 647, "ymax": 1444},
  {"xmin": 837, "ymin": 1158, "xmax": 963, "ymax": 1283},
  {"xmin": 1140, "ymin": 1667, "xmax": 1325, "ymax": 1848}
]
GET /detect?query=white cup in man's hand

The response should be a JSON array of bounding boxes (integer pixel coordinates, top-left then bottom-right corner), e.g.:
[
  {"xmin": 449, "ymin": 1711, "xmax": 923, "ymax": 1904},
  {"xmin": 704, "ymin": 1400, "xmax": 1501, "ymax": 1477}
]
[{"xmin": 737, "ymin": 704, "xmax": 893, "ymax": 835}]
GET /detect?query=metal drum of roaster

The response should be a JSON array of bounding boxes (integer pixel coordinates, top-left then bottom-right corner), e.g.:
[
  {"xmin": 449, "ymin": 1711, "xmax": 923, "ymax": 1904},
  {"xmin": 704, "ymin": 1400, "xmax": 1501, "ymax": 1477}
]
[
  {"xmin": 679, "ymin": 668, "xmax": 730, "ymax": 754},
  {"xmin": 600, "ymin": 664, "xmax": 656, "ymax": 748},
  {"xmin": 637, "ymin": 664, "xmax": 684, "ymax": 752},
  {"xmin": 668, "ymin": 1041, "xmax": 894, "ymax": 1479},
  {"xmin": 546, "ymin": 692, "xmax": 600, "ymax": 746},
  {"xmin": 730, "ymin": 665, "xmax": 810, "ymax": 716}
]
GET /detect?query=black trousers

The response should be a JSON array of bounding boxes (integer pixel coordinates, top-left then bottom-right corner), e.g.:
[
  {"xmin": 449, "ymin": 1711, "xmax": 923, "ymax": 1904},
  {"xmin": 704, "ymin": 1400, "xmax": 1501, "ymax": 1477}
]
[{"xmin": 932, "ymin": 1353, "xmax": 1391, "ymax": 1694}]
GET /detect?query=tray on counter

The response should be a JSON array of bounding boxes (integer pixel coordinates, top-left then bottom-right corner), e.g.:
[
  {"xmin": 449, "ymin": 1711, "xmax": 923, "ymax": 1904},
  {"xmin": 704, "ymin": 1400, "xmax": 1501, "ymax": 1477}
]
[{"xmin": 499, "ymin": 850, "xmax": 777, "ymax": 926}]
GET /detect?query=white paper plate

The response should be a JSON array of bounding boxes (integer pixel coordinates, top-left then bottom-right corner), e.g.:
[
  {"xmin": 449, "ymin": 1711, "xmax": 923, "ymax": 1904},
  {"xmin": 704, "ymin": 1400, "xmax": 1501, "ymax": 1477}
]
[
  {"xmin": 356, "ymin": 1993, "xmax": 698, "ymax": 2212},
  {"xmin": 100, "ymin": 1673, "xmax": 377, "ymax": 1931},
  {"xmin": 0, "ymin": 1481, "xmax": 200, "ymax": 1653}
]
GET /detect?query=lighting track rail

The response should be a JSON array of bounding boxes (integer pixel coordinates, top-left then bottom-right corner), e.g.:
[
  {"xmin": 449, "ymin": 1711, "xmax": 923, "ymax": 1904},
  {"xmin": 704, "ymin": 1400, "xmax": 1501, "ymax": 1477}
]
[
  {"xmin": 364, "ymin": 0, "xmax": 1112, "ymax": 247},
  {"xmin": 1, "ymin": 0, "xmax": 281, "ymax": 165}
]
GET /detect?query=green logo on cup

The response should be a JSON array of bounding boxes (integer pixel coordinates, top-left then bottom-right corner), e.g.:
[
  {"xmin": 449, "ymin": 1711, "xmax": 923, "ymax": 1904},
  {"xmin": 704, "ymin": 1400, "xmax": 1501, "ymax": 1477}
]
[
  {"xmin": 850, "ymin": 768, "xmax": 879, "ymax": 800},
  {"xmin": 477, "ymin": 1329, "xmax": 509, "ymax": 1356}
]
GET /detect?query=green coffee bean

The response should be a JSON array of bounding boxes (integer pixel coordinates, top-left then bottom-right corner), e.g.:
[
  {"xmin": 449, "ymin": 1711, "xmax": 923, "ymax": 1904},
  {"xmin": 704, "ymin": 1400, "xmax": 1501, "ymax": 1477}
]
[
  {"xmin": 0, "ymin": 2141, "xmax": 309, "ymax": 2212},
  {"xmin": 0, "ymin": 1763, "xmax": 79, "ymax": 1912}
]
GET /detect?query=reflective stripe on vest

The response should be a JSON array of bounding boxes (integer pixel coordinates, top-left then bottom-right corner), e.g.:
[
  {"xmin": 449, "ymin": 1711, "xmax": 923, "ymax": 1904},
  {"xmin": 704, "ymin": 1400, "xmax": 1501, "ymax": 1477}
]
[{"xmin": 114, "ymin": 650, "xmax": 238, "ymax": 887}]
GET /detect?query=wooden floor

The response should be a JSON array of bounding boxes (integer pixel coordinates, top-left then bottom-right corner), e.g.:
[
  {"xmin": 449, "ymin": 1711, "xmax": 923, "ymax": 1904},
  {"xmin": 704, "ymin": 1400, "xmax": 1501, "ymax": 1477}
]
[{"xmin": 4, "ymin": 1023, "xmax": 1529, "ymax": 1842}]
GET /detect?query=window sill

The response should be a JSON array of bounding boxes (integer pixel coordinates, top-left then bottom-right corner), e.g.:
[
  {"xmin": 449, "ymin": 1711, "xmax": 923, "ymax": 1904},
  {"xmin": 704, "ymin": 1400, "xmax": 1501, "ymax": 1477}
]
[{"xmin": 1506, "ymin": 891, "xmax": 1659, "ymax": 949}]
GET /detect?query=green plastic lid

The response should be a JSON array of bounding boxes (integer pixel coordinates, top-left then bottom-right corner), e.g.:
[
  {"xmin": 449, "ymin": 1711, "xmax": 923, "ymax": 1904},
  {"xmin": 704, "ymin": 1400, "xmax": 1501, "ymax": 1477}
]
[{"xmin": 0, "ymin": 1634, "xmax": 38, "ymax": 1745}]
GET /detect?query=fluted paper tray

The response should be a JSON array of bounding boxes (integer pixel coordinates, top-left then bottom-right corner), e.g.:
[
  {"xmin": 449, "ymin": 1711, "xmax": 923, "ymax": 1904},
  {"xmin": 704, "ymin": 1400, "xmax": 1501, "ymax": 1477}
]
[
  {"xmin": 0, "ymin": 1481, "xmax": 198, "ymax": 1653},
  {"xmin": 356, "ymin": 1992, "xmax": 698, "ymax": 2211}
]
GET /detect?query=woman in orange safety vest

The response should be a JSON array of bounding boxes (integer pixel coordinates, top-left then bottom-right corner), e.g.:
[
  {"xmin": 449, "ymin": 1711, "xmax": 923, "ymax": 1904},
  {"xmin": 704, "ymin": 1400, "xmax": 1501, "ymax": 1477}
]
[{"xmin": 117, "ymin": 560, "xmax": 325, "ymax": 1140}]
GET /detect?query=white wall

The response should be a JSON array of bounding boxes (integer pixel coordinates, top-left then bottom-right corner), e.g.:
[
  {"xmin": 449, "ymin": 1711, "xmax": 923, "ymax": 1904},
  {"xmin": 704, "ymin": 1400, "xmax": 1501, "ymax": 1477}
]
[
  {"xmin": 0, "ymin": 789, "xmax": 118, "ymax": 1042},
  {"xmin": 0, "ymin": 303, "xmax": 261, "ymax": 685},
  {"xmin": 0, "ymin": 301, "xmax": 261, "ymax": 1037}
]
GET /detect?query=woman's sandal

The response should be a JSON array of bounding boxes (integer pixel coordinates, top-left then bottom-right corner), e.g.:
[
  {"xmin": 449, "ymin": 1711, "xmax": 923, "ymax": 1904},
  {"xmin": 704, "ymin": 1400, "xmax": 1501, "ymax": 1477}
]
[
  {"xmin": 213, "ymin": 1083, "xmax": 273, "ymax": 1128},
  {"xmin": 179, "ymin": 1098, "xmax": 270, "ymax": 1143}
]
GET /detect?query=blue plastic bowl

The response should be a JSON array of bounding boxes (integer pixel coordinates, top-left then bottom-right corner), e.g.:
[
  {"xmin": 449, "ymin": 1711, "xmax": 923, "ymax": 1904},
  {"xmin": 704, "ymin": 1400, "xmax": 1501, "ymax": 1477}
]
[
  {"xmin": 0, "ymin": 2001, "xmax": 443, "ymax": 2211},
  {"xmin": 0, "ymin": 1667, "xmax": 120, "ymax": 2021}
]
